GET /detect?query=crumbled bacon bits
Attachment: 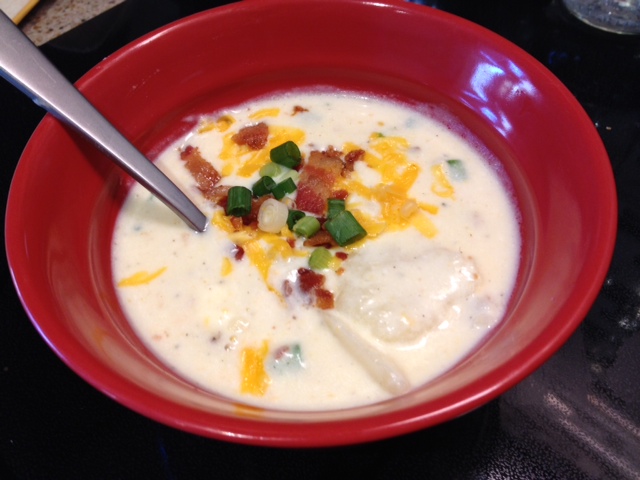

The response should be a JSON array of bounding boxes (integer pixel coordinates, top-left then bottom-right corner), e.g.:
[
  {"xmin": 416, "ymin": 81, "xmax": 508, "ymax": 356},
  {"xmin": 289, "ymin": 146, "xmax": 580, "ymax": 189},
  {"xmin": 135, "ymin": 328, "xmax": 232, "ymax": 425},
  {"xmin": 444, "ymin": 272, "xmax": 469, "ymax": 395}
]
[
  {"xmin": 231, "ymin": 122, "xmax": 269, "ymax": 150},
  {"xmin": 343, "ymin": 149, "xmax": 365, "ymax": 174},
  {"xmin": 295, "ymin": 150, "xmax": 344, "ymax": 215},
  {"xmin": 331, "ymin": 189, "xmax": 349, "ymax": 201},
  {"xmin": 294, "ymin": 147, "xmax": 364, "ymax": 216},
  {"xmin": 284, "ymin": 268, "xmax": 335, "ymax": 310},
  {"xmin": 292, "ymin": 105, "xmax": 308, "ymax": 116},
  {"xmin": 335, "ymin": 251, "xmax": 349, "ymax": 261},
  {"xmin": 303, "ymin": 230, "xmax": 338, "ymax": 248},
  {"xmin": 232, "ymin": 245, "xmax": 245, "ymax": 261},
  {"xmin": 180, "ymin": 146, "xmax": 222, "ymax": 199}
]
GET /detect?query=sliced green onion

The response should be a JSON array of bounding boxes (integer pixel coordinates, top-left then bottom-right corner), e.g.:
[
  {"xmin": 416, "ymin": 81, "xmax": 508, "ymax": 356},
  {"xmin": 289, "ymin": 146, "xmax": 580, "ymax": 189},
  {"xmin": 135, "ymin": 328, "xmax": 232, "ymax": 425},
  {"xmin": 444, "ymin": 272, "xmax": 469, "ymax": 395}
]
[
  {"xmin": 327, "ymin": 198, "xmax": 346, "ymax": 219},
  {"xmin": 325, "ymin": 210, "xmax": 367, "ymax": 246},
  {"xmin": 257, "ymin": 198, "xmax": 289, "ymax": 233},
  {"xmin": 226, "ymin": 186, "xmax": 252, "ymax": 217},
  {"xmin": 292, "ymin": 216, "xmax": 321, "ymax": 238},
  {"xmin": 280, "ymin": 169, "xmax": 300, "ymax": 183},
  {"xmin": 270, "ymin": 141, "xmax": 302, "ymax": 169},
  {"xmin": 252, "ymin": 176, "xmax": 276, "ymax": 197},
  {"xmin": 271, "ymin": 177, "xmax": 297, "ymax": 200},
  {"xmin": 287, "ymin": 210, "xmax": 306, "ymax": 230},
  {"xmin": 309, "ymin": 247, "xmax": 334, "ymax": 270},
  {"xmin": 271, "ymin": 343, "xmax": 304, "ymax": 370},
  {"xmin": 446, "ymin": 159, "xmax": 467, "ymax": 180},
  {"xmin": 259, "ymin": 162, "xmax": 283, "ymax": 178}
]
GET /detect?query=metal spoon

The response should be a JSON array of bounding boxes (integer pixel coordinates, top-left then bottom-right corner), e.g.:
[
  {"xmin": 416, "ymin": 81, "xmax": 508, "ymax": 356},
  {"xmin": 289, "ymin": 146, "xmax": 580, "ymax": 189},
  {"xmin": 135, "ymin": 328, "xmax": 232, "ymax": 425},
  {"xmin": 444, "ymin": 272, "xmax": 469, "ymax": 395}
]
[{"xmin": 0, "ymin": 11, "xmax": 208, "ymax": 232}]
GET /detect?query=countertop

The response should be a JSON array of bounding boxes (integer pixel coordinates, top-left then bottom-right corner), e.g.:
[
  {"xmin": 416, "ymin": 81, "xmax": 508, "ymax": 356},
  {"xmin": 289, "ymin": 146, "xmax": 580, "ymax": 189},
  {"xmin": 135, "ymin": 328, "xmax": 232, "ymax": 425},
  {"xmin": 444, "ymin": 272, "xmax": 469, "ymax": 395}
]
[
  {"xmin": 0, "ymin": 0, "xmax": 125, "ymax": 46},
  {"xmin": 1, "ymin": 0, "xmax": 639, "ymax": 478},
  {"xmin": 11, "ymin": 0, "xmax": 126, "ymax": 45}
]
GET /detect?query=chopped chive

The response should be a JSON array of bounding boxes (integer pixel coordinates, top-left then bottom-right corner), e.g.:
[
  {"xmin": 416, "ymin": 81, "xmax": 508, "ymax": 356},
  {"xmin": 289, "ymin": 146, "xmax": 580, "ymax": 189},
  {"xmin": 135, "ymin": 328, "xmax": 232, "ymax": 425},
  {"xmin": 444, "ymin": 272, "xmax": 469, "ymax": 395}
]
[
  {"xmin": 293, "ymin": 216, "xmax": 321, "ymax": 238},
  {"xmin": 226, "ymin": 186, "xmax": 252, "ymax": 217},
  {"xmin": 252, "ymin": 176, "xmax": 276, "ymax": 197},
  {"xmin": 325, "ymin": 210, "xmax": 367, "ymax": 246},
  {"xmin": 446, "ymin": 159, "xmax": 467, "ymax": 180},
  {"xmin": 259, "ymin": 162, "xmax": 283, "ymax": 178},
  {"xmin": 327, "ymin": 198, "xmax": 346, "ymax": 219},
  {"xmin": 270, "ymin": 141, "xmax": 302, "ymax": 169},
  {"xmin": 287, "ymin": 209, "xmax": 306, "ymax": 230},
  {"xmin": 271, "ymin": 177, "xmax": 297, "ymax": 200},
  {"xmin": 309, "ymin": 247, "xmax": 334, "ymax": 270}
]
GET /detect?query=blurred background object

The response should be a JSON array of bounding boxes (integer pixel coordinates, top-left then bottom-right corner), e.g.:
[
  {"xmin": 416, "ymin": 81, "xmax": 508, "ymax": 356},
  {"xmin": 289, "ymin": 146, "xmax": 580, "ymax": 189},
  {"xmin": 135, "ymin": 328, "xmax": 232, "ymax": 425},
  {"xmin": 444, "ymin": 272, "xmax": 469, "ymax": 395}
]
[{"xmin": 562, "ymin": 0, "xmax": 640, "ymax": 34}]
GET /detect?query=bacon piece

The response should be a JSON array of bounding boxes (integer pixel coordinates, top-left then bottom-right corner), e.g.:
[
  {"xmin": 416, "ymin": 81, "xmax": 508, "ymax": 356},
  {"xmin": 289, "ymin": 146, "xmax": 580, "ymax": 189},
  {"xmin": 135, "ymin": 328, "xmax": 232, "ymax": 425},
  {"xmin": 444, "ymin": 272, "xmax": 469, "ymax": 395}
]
[
  {"xmin": 242, "ymin": 195, "xmax": 272, "ymax": 227},
  {"xmin": 294, "ymin": 268, "xmax": 335, "ymax": 310},
  {"xmin": 303, "ymin": 230, "xmax": 338, "ymax": 248},
  {"xmin": 207, "ymin": 185, "xmax": 231, "ymax": 206},
  {"xmin": 323, "ymin": 146, "xmax": 343, "ymax": 159},
  {"xmin": 335, "ymin": 251, "xmax": 349, "ymax": 261},
  {"xmin": 232, "ymin": 244, "xmax": 245, "ymax": 260},
  {"xmin": 232, "ymin": 122, "xmax": 268, "ymax": 150},
  {"xmin": 297, "ymin": 268, "xmax": 325, "ymax": 293},
  {"xmin": 314, "ymin": 288, "xmax": 335, "ymax": 310},
  {"xmin": 230, "ymin": 216, "xmax": 244, "ymax": 231},
  {"xmin": 292, "ymin": 105, "xmax": 308, "ymax": 116},
  {"xmin": 295, "ymin": 150, "xmax": 344, "ymax": 215},
  {"xmin": 343, "ymin": 149, "xmax": 365, "ymax": 174},
  {"xmin": 330, "ymin": 189, "xmax": 349, "ymax": 201},
  {"xmin": 205, "ymin": 185, "xmax": 232, "ymax": 208},
  {"xmin": 180, "ymin": 146, "xmax": 222, "ymax": 198}
]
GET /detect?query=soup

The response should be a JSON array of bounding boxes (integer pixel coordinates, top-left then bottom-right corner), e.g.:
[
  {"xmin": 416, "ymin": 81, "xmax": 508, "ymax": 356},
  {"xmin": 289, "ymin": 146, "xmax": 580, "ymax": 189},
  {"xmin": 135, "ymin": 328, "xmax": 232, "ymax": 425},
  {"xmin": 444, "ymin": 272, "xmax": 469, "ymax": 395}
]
[{"xmin": 112, "ymin": 90, "xmax": 520, "ymax": 410}]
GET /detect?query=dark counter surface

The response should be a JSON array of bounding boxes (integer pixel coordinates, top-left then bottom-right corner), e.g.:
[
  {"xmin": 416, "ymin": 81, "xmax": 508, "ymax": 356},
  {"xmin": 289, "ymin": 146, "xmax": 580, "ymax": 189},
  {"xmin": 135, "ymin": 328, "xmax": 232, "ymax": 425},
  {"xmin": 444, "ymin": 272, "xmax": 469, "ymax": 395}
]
[{"xmin": 2, "ymin": 1, "xmax": 639, "ymax": 478}]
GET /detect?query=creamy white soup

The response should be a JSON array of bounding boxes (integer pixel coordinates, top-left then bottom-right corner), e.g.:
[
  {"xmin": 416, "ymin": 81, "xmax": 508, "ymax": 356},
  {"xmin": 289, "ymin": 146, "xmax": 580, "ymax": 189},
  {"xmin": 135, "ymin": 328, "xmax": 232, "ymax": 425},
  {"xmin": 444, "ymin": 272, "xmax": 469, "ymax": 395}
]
[{"xmin": 112, "ymin": 90, "xmax": 521, "ymax": 410}]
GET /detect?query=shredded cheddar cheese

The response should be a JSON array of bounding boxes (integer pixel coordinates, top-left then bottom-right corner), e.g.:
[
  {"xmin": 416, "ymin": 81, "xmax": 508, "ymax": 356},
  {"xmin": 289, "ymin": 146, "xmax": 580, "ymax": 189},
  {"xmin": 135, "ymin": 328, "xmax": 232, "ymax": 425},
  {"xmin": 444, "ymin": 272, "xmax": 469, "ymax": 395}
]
[
  {"xmin": 237, "ymin": 126, "xmax": 306, "ymax": 177},
  {"xmin": 337, "ymin": 136, "xmax": 438, "ymax": 240},
  {"xmin": 431, "ymin": 163, "xmax": 456, "ymax": 198},
  {"xmin": 117, "ymin": 267, "xmax": 167, "ymax": 287},
  {"xmin": 249, "ymin": 108, "xmax": 280, "ymax": 120},
  {"xmin": 198, "ymin": 115, "xmax": 235, "ymax": 134},
  {"xmin": 218, "ymin": 125, "xmax": 306, "ymax": 178},
  {"xmin": 221, "ymin": 257, "xmax": 233, "ymax": 277},
  {"xmin": 242, "ymin": 240, "xmax": 271, "ymax": 283},
  {"xmin": 212, "ymin": 210, "xmax": 235, "ymax": 233},
  {"xmin": 350, "ymin": 209, "xmax": 386, "ymax": 240},
  {"xmin": 233, "ymin": 231, "xmax": 305, "ymax": 290},
  {"xmin": 410, "ymin": 212, "xmax": 438, "ymax": 238},
  {"xmin": 240, "ymin": 341, "xmax": 271, "ymax": 396}
]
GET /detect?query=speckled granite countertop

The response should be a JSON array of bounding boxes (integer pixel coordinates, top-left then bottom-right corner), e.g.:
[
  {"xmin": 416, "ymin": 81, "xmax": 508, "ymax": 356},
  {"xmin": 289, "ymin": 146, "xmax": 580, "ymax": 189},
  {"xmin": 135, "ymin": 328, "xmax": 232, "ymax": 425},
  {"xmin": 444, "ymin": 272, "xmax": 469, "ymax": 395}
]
[{"xmin": 22, "ymin": 0, "xmax": 125, "ymax": 45}]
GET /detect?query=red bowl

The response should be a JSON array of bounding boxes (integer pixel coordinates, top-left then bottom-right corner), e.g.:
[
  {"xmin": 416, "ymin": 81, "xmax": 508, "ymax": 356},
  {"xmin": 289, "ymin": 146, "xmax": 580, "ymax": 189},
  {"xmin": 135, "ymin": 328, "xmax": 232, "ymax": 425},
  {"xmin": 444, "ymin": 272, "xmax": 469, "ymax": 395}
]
[{"xmin": 5, "ymin": 0, "xmax": 616, "ymax": 447}]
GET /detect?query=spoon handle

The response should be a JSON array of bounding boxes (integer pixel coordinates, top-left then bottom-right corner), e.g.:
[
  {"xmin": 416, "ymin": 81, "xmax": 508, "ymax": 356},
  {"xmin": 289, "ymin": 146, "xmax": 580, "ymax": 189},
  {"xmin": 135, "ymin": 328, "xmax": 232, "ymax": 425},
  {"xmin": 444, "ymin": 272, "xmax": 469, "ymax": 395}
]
[{"xmin": 0, "ymin": 11, "xmax": 207, "ymax": 232}]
